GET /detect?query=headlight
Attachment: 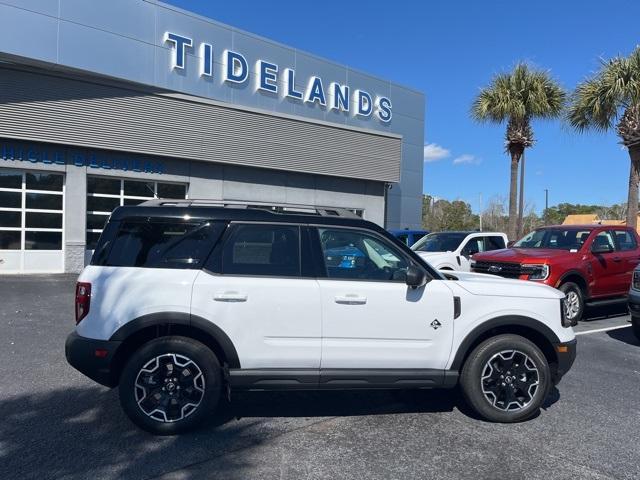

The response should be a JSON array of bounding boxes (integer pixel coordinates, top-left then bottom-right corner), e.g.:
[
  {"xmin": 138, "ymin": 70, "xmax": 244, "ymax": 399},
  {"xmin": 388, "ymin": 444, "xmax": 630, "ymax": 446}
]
[
  {"xmin": 633, "ymin": 270, "xmax": 640, "ymax": 290},
  {"xmin": 522, "ymin": 264, "xmax": 549, "ymax": 281}
]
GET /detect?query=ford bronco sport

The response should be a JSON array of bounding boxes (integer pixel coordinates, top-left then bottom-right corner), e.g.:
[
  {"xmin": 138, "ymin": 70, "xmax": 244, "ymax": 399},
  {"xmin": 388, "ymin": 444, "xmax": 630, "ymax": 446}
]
[{"xmin": 66, "ymin": 200, "xmax": 576, "ymax": 435}]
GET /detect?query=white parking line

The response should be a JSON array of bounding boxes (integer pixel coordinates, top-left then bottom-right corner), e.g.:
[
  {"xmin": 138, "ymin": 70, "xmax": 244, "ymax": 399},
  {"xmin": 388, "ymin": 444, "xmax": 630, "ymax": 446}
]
[{"xmin": 575, "ymin": 324, "xmax": 631, "ymax": 335}]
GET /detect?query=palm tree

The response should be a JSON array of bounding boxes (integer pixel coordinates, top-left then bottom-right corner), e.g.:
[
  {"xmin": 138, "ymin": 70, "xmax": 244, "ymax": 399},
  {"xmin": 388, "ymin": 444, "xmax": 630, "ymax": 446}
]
[
  {"xmin": 472, "ymin": 63, "xmax": 566, "ymax": 240},
  {"xmin": 568, "ymin": 47, "xmax": 640, "ymax": 229}
]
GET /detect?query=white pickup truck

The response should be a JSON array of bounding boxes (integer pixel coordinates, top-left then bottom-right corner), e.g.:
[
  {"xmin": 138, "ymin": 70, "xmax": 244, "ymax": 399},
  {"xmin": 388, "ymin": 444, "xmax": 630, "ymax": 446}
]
[{"xmin": 411, "ymin": 231, "xmax": 508, "ymax": 271}]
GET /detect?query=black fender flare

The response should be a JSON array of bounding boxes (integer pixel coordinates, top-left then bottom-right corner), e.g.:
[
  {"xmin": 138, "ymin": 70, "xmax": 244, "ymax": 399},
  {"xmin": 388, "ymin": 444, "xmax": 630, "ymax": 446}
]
[
  {"xmin": 449, "ymin": 315, "xmax": 561, "ymax": 371},
  {"xmin": 555, "ymin": 269, "xmax": 590, "ymax": 296},
  {"xmin": 109, "ymin": 312, "xmax": 240, "ymax": 368}
]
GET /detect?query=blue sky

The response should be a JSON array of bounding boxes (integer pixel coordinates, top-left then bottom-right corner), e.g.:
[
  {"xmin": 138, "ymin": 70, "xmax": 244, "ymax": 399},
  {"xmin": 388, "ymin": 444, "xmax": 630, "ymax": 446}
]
[{"xmin": 166, "ymin": 0, "xmax": 640, "ymax": 213}]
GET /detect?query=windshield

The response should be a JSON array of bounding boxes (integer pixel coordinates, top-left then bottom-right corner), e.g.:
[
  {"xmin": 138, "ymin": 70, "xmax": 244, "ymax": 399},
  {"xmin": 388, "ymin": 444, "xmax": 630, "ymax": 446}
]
[
  {"xmin": 513, "ymin": 228, "xmax": 592, "ymax": 250},
  {"xmin": 412, "ymin": 232, "xmax": 467, "ymax": 252}
]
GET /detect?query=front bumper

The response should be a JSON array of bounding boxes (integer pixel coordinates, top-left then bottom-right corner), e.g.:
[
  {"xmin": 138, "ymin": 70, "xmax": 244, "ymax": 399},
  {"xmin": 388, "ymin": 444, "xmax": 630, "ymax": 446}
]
[
  {"xmin": 627, "ymin": 289, "xmax": 640, "ymax": 317},
  {"xmin": 65, "ymin": 331, "xmax": 121, "ymax": 387},
  {"xmin": 552, "ymin": 338, "xmax": 577, "ymax": 385}
]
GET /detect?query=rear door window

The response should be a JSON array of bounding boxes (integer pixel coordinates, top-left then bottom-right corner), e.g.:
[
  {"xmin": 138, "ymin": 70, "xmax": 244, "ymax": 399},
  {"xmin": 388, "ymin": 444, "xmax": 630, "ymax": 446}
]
[
  {"xmin": 220, "ymin": 224, "xmax": 301, "ymax": 277},
  {"xmin": 614, "ymin": 230, "xmax": 638, "ymax": 251},
  {"xmin": 92, "ymin": 219, "xmax": 224, "ymax": 269},
  {"xmin": 484, "ymin": 236, "xmax": 506, "ymax": 250}
]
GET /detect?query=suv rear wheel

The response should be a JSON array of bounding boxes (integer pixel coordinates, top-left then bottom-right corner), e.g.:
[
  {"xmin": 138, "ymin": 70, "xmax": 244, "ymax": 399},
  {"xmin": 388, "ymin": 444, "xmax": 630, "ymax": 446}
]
[
  {"xmin": 559, "ymin": 282, "xmax": 584, "ymax": 323},
  {"xmin": 119, "ymin": 336, "xmax": 222, "ymax": 435},
  {"xmin": 460, "ymin": 334, "xmax": 551, "ymax": 423}
]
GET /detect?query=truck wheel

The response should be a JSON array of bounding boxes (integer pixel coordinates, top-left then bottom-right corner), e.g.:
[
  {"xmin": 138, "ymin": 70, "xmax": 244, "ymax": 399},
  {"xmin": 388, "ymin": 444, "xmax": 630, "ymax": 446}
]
[
  {"xmin": 460, "ymin": 334, "xmax": 551, "ymax": 423},
  {"xmin": 559, "ymin": 282, "xmax": 584, "ymax": 324},
  {"xmin": 119, "ymin": 336, "xmax": 222, "ymax": 435},
  {"xmin": 632, "ymin": 316, "xmax": 640, "ymax": 341}
]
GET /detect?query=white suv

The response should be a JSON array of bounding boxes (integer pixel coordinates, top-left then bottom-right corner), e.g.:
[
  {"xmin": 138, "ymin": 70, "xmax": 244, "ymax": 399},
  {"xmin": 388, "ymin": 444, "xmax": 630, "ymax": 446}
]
[
  {"xmin": 65, "ymin": 201, "xmax": 576, "ymax": 435},
  {"xmin": 412, "ymin": 231, "xmax": 508, "ymax": 271}
]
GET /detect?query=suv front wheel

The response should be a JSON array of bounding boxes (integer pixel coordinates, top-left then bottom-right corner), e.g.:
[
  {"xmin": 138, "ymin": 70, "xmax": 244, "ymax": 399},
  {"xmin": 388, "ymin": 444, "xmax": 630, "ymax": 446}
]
[
  {"xmin": 119, "ymin": 336, "xmax": 222, "ymax": 435},
  {"xmin": 460, "ymin": 334, "xmax": 551, "ymax": 423}
]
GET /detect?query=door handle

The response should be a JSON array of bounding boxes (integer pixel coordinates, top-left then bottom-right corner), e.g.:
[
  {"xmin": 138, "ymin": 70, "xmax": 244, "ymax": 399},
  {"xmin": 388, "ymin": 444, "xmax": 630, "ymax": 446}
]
[
  {"xmin": 213, "ymin": 292, "xmax": 248, "ymax": 302},
  {"xmin": 335, "ymin": 294, "xmax": 367, "ymax": 305},
  {"xmin": 613, "ymin": 257, "xmax": 622, "ymax": 262}
]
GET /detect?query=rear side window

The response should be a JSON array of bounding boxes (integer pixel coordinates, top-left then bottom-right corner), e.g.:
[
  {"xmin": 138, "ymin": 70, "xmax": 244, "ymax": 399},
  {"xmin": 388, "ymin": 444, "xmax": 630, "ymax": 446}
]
[
  {"xmin": 92, "ymin": 219, "xmax": 224, "ymax": 269},
  {"xmin": 614, "ymin": 230, "xmax": 638, "ymax": 251},
  {"xmin": 484, "ymin": 236, "xmax": 506, "ymax": 250},
  {"xmin": 220, "ymin": 224, "xmax": 300, "ymax": 276}
]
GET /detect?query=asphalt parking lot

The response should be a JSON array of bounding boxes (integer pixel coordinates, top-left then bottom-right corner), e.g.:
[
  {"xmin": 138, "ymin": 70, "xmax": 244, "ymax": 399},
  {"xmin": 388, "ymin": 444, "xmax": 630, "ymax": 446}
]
[{"xmin": 1, "ymin": 275, "xmax": 639, "ymax": 480}]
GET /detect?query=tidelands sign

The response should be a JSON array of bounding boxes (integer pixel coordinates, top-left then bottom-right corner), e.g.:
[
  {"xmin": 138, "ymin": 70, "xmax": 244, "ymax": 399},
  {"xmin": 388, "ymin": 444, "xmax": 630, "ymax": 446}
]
[{"xmin": 164, "ymin": 32, "xmax": 393, "ymax": 123}]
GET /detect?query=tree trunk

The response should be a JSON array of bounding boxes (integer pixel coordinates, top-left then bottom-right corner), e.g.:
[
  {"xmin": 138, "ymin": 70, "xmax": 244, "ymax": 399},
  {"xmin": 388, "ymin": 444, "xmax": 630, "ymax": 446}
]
[
  {"xmin": 517, "ymin": 149, "xmax": 526, "ymax": 237},
  {"xmin": 627, "ymin": 145, "xmax": 640, "ymax": 229},
  {"xmin": 507, "ymin": 146, "xmax": 522, "ymax": 241}
]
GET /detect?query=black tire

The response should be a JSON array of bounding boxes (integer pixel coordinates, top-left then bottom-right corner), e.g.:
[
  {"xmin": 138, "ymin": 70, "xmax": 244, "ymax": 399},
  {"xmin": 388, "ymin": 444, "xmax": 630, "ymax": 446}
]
[
  {"xmin": 632, "ymin": 316, "xmax": 640, "ymax": 341},
  {"xmin": 460, "ymin": 334, "xmax": 551, "ymax": 423},
  {"xmin": 119, "ymin": 336, "xmax": 222, "ymax": 435},
  {"xmin": 559, "ymin": 282, "xmax": 584, "ymax": 324}
]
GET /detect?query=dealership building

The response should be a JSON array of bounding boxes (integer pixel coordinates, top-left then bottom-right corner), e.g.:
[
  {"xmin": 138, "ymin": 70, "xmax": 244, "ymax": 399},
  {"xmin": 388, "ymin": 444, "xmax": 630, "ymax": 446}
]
[{"xmin": 0, "ymin": 0, "xmax": 425, "ymax": 274}]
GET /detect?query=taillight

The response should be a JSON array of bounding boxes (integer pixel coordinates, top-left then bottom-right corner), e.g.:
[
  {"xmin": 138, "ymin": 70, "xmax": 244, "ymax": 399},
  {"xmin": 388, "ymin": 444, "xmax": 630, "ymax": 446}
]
[{"xmin": 75, "ymin": 282, "xmax": 91, "ymax": 324}]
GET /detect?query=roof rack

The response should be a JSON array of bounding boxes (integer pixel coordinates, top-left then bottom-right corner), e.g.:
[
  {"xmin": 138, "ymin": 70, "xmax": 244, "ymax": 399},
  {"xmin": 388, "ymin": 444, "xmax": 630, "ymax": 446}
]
[{"xmin": 138, "ymin": 198, "xmax": 360, "ymax": 218}]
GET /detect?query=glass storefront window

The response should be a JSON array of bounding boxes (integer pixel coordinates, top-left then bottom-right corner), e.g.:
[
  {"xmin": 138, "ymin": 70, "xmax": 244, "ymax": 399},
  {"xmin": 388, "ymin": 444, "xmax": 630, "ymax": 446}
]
[
  {"xmin": 0, "ymin": 169, "xmax": 64, "ymax": 252},
  {"xmin": 85, "ymin": 177, "xmax": 188, "ymax": 249}
]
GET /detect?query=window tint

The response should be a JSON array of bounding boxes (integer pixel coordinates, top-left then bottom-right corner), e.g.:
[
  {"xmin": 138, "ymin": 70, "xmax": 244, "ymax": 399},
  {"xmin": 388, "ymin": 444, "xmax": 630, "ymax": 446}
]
[
  {"xmin": 318, "ymin": 228, "xmax": 409, "ymax": 281},
  {"xmin": 462, "ymin": 238, "xmax": 483, "ymax": 256},
  {"xmin": 515, "ymin": 228, "xmax": 593, "ymax": 250},
  {"xmin": 221, "ymin": 224, "xmax": 300, "ymax": 276},
  {"xmin": 592, "ymin": 231, "xmax": 616, "ymax": 252},
  {"xmin": 94, "ymin": 220, "xmax": 223, "ymax": 269},
  {"xmin": 614, "ymin": 230, "xmax": 637, "ymax": 251},
  {"xmin": 413, "ymin": 232, "xmax": 467, "ymax": 252},
  {"xmin": 412, "ymin": 233, "xmax": 427, "ymax": 244},
  {"xmin": 484, "ymin": 236, "xmax": 506, "ymax": 250}
]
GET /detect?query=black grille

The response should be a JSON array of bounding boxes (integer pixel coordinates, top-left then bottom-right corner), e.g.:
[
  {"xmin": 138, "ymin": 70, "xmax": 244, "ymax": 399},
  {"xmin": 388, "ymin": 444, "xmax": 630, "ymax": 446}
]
[{"xmin": 472, "ymin": 261, "xmax": 523, "ymax": 278}]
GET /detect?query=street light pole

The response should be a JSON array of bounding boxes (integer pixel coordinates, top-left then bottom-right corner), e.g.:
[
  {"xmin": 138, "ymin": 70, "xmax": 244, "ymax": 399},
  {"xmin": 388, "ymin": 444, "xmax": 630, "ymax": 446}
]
[
  {"xmin": 544, "ymin": 188, "xmax": 549, "ymax": 225},
  {"xmin": 479, "ymin": 192, "xmax": 483, "ymax": 231}
]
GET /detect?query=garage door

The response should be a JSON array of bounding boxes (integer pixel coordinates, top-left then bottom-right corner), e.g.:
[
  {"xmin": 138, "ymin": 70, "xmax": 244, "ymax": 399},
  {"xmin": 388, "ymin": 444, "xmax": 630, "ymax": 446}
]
[{"xmin": 0, "ymin": 169, "xmax": 64, "ymax": 273}]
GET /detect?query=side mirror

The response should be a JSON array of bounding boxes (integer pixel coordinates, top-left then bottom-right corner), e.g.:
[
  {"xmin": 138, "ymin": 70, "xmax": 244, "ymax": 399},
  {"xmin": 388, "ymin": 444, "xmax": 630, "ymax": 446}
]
[
  {"xmin": 406, "ymin": 265, "xmax": 427, "ymax": 288},
  {"xmin": 591, "ymin": 243, "xmax": 613, "ymax": 254}
]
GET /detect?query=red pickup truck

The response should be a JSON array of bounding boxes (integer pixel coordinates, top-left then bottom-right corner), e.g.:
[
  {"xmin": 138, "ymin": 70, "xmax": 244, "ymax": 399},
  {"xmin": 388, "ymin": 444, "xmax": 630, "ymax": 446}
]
[{"xmin": 471, "ymin": 224, "xmax": 640, "ymax": 323}]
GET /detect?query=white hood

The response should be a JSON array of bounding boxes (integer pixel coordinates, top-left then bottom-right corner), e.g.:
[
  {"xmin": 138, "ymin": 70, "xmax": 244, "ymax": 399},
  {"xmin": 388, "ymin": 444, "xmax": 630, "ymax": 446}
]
[
  {"xmin": 415, "ymin": 251, "xmax": 452, "ymax": 265},
  {"xmin": 444, "ymin": 270, "xmax": 564, "ymax": 300}
]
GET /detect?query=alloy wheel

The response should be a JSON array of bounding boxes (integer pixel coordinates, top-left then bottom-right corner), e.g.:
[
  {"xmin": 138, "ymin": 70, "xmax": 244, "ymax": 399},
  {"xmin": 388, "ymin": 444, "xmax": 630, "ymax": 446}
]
[
  {"xmin": 134, "ymin": 353, "xmax": 205, "ymax": 423},
  {"xmin": 480, "ymin": 350, "xmax": 540, "ymax": 412},
  {"xmin": 563, "ymin": 291, "xmax": 581, "ymax": 320}
]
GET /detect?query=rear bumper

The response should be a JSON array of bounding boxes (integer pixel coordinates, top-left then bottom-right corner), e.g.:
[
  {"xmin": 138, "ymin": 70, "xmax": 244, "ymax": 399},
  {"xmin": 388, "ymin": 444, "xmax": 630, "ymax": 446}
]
[
  {"xmin": 552, "ymin": 338, "xmax": 577, "ymax": 385},
  {"xmin": 65, "ymin": 331, "xmax": 121, "ymax": 387}
]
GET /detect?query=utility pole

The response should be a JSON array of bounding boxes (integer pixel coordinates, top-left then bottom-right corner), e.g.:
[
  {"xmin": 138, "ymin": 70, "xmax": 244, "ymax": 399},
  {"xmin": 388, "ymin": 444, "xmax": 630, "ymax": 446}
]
[{"xmin": 544, "ymin": 188, "xmax": 549, "ymax": 225}]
